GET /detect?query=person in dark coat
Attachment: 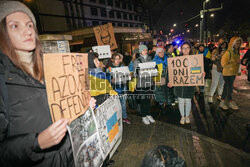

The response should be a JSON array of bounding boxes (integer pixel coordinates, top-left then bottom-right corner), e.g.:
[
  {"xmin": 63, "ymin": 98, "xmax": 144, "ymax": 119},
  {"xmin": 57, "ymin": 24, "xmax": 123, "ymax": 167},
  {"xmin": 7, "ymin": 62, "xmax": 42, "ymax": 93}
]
[
  {"xmin": 133, "ymin": 45, "xmax": 156, "ymax": 125},
  {"xmin": 0, "ymin": 1, "xmax": 96, "ymax": 166}
]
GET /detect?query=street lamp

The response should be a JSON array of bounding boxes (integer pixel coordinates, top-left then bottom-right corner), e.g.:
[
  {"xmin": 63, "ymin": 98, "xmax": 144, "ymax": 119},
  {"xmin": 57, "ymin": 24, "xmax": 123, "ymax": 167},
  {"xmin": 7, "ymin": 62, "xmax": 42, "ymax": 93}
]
[
  {"xmin": 200, "ymin": 0, "xmax": 210, "ymax": 43},
  {"xmin": 210, "ymin": 13, "xmax": 214, "ymax": 17},
  {"xmin": 187, "ymin": 29, "xmax": 190, "ymax": 33},
  {"xmin": 173, "ymin": 23, "xmax": 177, "ymax": 27},
  {"xmin": 195, "ymin": 24, "xmax": 199, "ymax": 27}
]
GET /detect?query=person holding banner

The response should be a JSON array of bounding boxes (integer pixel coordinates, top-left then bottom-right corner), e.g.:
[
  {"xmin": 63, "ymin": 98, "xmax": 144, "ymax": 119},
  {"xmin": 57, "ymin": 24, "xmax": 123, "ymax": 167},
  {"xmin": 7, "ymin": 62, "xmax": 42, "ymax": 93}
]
[
  {"xmin": 133, "ymin": 45, "xmax": 156, "ymax": 125},
  {"xmin": 168, "ymin": 42, "xmax": 196, "ymax": 125},
  {"xmin": 0, "ymin": 1, "xmax": 96, "ymax": 166}
]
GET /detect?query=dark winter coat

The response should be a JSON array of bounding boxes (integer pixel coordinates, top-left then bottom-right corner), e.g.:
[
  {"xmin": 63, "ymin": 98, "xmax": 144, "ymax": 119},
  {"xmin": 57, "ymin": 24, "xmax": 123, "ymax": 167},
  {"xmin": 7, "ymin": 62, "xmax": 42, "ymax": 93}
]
[{"xmin": 0, "ymin": 52, "xmax": 74, "ymax": 167}]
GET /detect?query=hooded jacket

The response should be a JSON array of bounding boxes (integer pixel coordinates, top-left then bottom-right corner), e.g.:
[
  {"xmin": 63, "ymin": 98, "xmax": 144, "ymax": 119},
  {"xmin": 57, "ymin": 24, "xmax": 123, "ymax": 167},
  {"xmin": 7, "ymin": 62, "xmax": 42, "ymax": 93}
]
[
  {"xmin": 221, "ymin": 37, "xmax": 242, "ymax": 76},
  {"xmin": 0, "ymin": 52, "xmax": 74, "ymax": 167}
]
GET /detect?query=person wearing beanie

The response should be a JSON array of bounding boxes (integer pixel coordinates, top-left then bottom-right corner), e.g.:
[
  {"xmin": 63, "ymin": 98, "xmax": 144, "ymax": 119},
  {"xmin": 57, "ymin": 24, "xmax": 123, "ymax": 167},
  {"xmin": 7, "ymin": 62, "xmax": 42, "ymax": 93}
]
[
  {"xmin": 0, "ymin": 1, "xmax": 96, "ymax": 166},
  {"xmin": 133, "ymin": 44, "xmax": 156, "ymax": 125},
  {"xmin": 139, "ymin": 44, "xmax": 148, "ymax": 55}
]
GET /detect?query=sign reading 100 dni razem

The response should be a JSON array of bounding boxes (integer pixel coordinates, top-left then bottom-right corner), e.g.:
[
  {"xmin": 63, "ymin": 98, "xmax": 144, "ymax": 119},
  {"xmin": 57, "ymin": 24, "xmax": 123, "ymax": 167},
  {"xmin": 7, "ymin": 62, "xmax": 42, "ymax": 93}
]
[{"xmin": 167, "ymin": 54, "xmax": 205, "ymax": 86}]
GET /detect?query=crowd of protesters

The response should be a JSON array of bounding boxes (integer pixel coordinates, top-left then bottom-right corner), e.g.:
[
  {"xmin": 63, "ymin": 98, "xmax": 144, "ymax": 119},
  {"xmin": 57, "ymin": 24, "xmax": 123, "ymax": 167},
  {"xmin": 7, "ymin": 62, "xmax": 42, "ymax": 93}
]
[{"xmin": 89, "ymin": 35, "xmax": 245, "ymax": 126}]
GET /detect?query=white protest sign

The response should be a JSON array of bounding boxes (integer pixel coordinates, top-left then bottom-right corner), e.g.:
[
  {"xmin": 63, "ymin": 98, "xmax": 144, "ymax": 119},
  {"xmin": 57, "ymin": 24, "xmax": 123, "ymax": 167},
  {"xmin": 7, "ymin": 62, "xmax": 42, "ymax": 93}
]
[
  {"xmin": 111, "ymin": 66, "xmax": 131, "ymax": 83},
  {"xmin": 92, "ymin": 45, "xmax": 111, "ymax": 59},
  {"xmin": 138, "ymin": 62, "xmax": 158, "ymax": 78}
]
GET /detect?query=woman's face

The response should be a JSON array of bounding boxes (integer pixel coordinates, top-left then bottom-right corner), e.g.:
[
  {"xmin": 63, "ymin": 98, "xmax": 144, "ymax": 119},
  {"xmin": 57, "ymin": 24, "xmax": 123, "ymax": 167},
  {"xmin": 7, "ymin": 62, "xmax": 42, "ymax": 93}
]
[
  {"xmin": 113, "ymin": 55, "xmax": 120, "ymax": 66},
  {"xmin": 158, "ymin": 50, "xmax": 164, "ymax": 58},
  {"xmin": 141, "ymin": 49, "xmax": 148, "ymax": 56},
  {"xmin": 182, "ymin": 44, "xmax": 191, "ymax": 55},
  {"xmin": 6, "ymin": 12, "xmax": 36, "ymax": 52},
  {"xmin": 234, "ymin": 39, "xmax": 241, "ymax": 50}
]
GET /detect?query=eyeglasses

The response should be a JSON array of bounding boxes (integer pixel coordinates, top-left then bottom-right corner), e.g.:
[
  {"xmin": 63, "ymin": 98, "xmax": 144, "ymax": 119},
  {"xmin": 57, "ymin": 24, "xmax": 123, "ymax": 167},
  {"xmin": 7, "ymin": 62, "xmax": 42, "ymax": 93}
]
[{"xmin": 182, "ymin": 47, "xmax": 190, "ymax": 50}]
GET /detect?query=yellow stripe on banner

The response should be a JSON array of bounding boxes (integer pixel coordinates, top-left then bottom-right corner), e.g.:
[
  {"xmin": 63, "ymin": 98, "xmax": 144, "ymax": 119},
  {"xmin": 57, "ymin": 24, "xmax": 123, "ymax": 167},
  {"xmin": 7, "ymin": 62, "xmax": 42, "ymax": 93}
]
[
  {"xmin": 191, "ymin": 70, "xmax": 201, "ymax": 74},
  {"xmin": 89, "ymin": 75, "xmax": 118, "ymax": 96},
  {"xmin": 153, "ymin": 63, "xmax": 163, "ymax": 83},
  {"xmin": 108, "ymin": 122, "xmax": 119, "ymax": 143}
]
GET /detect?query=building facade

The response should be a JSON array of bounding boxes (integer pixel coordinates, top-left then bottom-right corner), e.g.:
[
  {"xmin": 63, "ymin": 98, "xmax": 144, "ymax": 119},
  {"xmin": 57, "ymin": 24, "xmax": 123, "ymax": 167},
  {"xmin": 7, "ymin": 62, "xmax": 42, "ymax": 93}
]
[{"xmin": 24, "ymin": 0, "xmax": 150, "ymax": 33}]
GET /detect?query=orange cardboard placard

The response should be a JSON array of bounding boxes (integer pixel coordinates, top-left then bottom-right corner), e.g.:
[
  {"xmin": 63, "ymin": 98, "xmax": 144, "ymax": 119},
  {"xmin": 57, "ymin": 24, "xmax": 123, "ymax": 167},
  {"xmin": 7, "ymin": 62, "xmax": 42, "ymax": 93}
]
[
  {"xmin": 43, "ymin": 53, "xmax": 91, "ymax": 122},
  {"xmin": 93, "ymin": 23, "xmax": 118, "ymax": 50},
  {"xmin": 167, "ymin": 54, "xmax": 205, "ymax": 86}
]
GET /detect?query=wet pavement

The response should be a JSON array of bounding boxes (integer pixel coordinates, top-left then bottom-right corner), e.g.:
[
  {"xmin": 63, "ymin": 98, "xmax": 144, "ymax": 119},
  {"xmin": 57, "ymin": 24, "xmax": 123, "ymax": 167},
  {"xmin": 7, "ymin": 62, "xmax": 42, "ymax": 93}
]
[{"xmin": 110, "ymin": 73, "xmax": 250, "ymax": 167}]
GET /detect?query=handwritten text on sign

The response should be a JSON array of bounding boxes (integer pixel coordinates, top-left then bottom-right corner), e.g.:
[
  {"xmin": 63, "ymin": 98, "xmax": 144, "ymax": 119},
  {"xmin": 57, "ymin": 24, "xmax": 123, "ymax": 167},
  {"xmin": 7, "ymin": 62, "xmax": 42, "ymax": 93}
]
[
  {"xmin": 44, "ymin": 53, "xmax": 91, "ymax": 122},
  {"xmin": 93, "ymin": 23, "xmax": 118, "ymax": 50},
  {"xmin": 167, "ymin": 54, "xmax": 204, "ymax": 86}
]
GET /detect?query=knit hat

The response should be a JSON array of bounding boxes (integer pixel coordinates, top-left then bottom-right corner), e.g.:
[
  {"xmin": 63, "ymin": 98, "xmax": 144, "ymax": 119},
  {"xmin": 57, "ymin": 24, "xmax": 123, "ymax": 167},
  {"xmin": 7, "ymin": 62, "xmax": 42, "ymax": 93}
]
[
  {"xmin": 139, "ymin": 45, "xmax": 148, "ymax": 54},
  {"xmin": 156, "ymin": 47, "xmax": 164, "ymax": 55},
  {"xmin": 0, "ymin": 1, "xmax": 36, "ymax": 25}
]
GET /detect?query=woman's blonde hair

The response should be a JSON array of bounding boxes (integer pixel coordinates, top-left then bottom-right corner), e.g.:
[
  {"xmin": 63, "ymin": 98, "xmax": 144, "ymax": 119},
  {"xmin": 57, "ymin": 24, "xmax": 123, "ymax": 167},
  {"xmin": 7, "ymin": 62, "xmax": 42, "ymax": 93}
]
[{"xmin": 0, "ymin": 18, "xmax": 44, "ymax": 81}]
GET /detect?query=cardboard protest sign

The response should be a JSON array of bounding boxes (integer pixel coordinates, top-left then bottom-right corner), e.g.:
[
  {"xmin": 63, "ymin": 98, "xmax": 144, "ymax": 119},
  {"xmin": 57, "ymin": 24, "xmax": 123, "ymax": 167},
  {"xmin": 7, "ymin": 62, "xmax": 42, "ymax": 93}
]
[
  {"xmin": 92, "ymin": 45, "xmax": 111, "ymax": 59},
  {"xmin": 93, "ymin": 23, "xmax": 118, "ymax": 50},
  {"xmin": 167, "ymin": 54, "xmax": 204, "ymax": 86},
  {"xmin": 43, "ymin": 53, "xmax": 91, "ymax": 122},
  {"xmin": 94, "ymin": 96, "xmax": 122, "ymax": 159},
  {"xmin": 67, "ymin": 107, "xmax": 104, "ymax": 167}
]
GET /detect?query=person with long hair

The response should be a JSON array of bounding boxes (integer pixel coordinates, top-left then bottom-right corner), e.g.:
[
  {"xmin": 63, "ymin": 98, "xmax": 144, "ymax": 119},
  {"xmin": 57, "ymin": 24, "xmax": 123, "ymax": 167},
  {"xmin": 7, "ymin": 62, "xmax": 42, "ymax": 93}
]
[
  {"xmin": 0, "ymin": 1, "xmax": 95, "ymax": 166},
  {"xmin": 219, "ymin": 36, "xmax": 243, "ymax": 110},
  {"xmin": 208, "ymin": 38, "xmax": 228, "ymax": 103},
  {"xmin": 168, "ymin": 42, "xmax": 201, "ymax": 125}
]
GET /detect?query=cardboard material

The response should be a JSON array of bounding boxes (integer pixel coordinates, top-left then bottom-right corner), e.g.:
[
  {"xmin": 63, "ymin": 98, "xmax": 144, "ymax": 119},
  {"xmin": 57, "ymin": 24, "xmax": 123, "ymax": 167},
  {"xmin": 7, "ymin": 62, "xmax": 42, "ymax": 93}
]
[
  {"xmin": 93, "ymin": 23, "xmax": 118, "ymax": 50},
  {"xmin": 167, "ymin": 54, "xmax": 204, "ymax": 86},
  {"xmin": 43, "ymin": 53, "xmax": 91, "ymax": 122}
]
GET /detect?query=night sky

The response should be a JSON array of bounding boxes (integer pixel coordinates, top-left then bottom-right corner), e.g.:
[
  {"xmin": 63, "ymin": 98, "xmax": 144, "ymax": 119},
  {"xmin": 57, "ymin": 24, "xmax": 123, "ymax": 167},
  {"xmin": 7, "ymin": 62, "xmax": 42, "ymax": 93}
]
[{"xmin": 146, "ymin": 0, "xmax": 250, "ymax": 39}]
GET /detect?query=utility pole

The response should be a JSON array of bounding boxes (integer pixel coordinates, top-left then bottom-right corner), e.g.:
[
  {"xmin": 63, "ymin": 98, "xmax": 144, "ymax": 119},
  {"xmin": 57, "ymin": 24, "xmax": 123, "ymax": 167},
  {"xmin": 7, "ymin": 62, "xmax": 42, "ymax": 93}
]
[{"xmin": 200, "ymin": 0, "xmax": 223, "ymax": 44}]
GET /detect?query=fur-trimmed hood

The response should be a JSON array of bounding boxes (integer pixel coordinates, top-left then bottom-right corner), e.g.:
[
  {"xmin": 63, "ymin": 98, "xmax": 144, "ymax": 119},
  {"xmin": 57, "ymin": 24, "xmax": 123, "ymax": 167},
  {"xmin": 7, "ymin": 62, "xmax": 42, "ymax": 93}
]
[{"xmin": 228, "ymin": 36, "xmax": 243, "ymax": 51}]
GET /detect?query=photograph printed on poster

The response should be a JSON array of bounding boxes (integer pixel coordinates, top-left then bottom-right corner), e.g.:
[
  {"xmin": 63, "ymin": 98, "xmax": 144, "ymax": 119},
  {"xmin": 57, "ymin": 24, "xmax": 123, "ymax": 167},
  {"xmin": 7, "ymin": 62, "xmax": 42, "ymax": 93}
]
[
  {"xmin": 76, "ymin": 134, "xmax": 103, "ymax": 167},
  {"xmin": 67, "ymin": 107, "xmax": 101, "ymax": 166}
]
